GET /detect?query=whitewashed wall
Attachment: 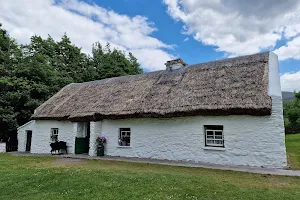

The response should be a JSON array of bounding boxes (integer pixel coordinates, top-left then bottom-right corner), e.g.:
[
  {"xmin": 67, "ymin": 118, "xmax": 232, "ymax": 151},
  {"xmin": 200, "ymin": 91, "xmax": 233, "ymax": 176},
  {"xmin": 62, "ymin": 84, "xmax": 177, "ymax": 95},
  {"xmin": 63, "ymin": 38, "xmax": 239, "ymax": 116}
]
[
  {"xmin": 89, "ymin": 121, "xmax": 102, "ymax": 156},
  {"xmin": 16, "ymin": 100, "xmax": 286, "ymax": 168},
  {"xmin": 17, "ymin": 120, "xmax": 35, "ymax": 152},
  {"xmin": 98, "ymin": 104, "xmax": 286, "ymax": 168},
  {"xmin": 0, "ymin": 143, "xmax": 6, "ymax": 152},
  {"xmin": 30, "ymin": 120, "xmax": 75, "ymax": 154},
  {"xmin": 21, "ymin": 96, "xmax": 285, "ymax": 168},
  {"xmin": 17, "ymin": 110, "xmax": 286, "ymax": 168}
]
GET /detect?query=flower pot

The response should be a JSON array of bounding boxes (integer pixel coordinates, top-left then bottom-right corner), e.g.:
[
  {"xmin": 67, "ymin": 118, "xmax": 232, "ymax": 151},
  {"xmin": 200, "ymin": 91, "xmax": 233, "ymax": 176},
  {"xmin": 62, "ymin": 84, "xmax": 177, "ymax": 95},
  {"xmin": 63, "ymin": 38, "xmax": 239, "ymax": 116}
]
[{"xmin": 97, "ymin": 144, "xmax": 104, "ymax": 156}]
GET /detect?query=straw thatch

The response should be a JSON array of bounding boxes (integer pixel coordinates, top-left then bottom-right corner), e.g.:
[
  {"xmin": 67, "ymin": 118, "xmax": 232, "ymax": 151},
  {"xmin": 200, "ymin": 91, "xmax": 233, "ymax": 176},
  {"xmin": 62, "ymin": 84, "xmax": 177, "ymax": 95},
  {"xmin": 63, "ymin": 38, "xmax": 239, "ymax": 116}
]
[{"xmin": 31, "ymin": 52, "xmax": 272, "ymax": 121}]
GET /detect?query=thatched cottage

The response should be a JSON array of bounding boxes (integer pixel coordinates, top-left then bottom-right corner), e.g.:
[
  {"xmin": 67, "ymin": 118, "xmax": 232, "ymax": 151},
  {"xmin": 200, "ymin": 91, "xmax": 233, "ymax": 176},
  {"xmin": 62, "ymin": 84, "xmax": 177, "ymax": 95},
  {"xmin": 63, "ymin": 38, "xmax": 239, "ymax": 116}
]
[{"xmin": 17, "ymin": 52, "xmax": 287, "ymax": 168}]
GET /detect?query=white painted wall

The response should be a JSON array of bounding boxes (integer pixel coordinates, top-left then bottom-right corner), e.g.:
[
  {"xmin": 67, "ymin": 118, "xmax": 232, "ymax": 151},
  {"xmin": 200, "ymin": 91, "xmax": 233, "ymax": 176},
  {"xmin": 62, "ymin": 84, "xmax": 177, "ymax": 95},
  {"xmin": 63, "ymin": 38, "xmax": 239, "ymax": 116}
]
[
  {"xmin": 268, "ymin": 51, "xmax": 287, "ymax": 167},
  {"xmin": 268, "ymin": 52, "xmax": 282, "ymax": 97},
  {"xmin": 17, "ymin": 120, "xmax": 35, "ymax": 152},
  {"xmin": 96, "ymin": 102, "xmax": 286, "ymax": 168},
  {"xmin": 0, "ymin": 143, "xmax": 6, "ymax": 152},
  {"xmin": 21, "ymin": 111, "xmax": 286, "ymax": 168},
  {"xmin": 89, "ymin": 121, "xmax": 101, "ymax": 156},
  {"xmin": 17, "ymin": 102, "xmax": 286, "ymax": 168},
  {"xmin": 27, "ymin": 120, "xmax": 75, "ymax": 154}
]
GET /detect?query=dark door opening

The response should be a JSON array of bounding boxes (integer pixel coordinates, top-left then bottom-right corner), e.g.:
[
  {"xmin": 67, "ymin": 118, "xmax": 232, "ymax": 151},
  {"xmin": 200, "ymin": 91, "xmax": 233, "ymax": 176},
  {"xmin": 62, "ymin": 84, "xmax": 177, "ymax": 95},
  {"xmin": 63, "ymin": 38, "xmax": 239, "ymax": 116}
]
[
  {"xmin": 25, "ymin": 131, "xmax": 32, "ymax": 152},
  {"xmin": 75, "ymin": 122, "xmax": 90, "ymax": 154}
]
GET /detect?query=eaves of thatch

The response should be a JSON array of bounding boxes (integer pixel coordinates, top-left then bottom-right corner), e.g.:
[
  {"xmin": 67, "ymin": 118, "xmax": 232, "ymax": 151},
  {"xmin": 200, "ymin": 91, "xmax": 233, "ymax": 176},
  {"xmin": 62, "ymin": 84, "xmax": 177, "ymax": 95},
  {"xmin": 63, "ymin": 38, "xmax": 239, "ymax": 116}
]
[{"xmin": 31, "ymin": 52, "xmax": 272, "ymax": 121}]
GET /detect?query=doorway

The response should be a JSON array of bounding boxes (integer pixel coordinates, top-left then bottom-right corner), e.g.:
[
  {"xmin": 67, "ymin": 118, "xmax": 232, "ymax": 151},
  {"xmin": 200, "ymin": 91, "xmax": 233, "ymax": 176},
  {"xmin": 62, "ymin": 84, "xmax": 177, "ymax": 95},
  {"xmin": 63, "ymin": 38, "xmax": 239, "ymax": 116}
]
[
  {"xmin": 25, "ymin": 131, "xmax": 32, "ymax": 152},
  {"xmin": 75, "ymin": 122, "xmax": 90, "ymax": 154}
]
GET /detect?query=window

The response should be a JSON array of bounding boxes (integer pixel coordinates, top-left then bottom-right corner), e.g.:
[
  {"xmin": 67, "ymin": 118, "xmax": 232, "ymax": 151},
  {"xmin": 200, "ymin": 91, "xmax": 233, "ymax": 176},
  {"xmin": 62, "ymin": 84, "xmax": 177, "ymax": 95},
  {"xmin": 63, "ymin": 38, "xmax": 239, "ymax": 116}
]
[
  {"xmin": 204, "ymin": 125, "xmax": 224, "ymax": 147},
  {"xmin": 118, "ymin": 128, "xmax": 131, "ymax": 146},
  {"xmin": 50, "ymin": 128, "xmax": 59, "ymax": 142}
]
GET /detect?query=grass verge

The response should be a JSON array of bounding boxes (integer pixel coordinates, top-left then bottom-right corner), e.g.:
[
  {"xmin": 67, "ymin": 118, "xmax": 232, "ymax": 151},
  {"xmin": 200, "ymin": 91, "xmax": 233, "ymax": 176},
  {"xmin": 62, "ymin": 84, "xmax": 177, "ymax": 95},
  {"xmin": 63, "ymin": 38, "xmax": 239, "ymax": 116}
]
[
  {"xmin": 0, "ymin": 153, "xmax": 300, "ymax": 200},
  {"xmin": 286, "ymin": 134, "xmax": 300, "ymax": 170}
]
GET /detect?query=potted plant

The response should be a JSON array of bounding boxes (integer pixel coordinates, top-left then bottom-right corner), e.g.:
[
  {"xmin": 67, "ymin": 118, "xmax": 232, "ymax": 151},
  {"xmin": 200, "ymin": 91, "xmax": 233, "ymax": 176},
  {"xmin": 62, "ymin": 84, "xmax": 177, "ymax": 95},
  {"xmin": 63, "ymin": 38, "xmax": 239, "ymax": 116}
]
[{"xmin": 96, "ymin": 136, "xmax": 106, "ymax": 156}]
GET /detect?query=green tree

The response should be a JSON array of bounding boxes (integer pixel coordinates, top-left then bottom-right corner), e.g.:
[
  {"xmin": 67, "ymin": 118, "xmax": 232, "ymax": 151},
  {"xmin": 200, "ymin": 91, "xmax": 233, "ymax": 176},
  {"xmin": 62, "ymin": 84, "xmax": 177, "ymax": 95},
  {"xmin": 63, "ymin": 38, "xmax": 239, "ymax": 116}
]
[
  {"xmin": 0, "ymin": 23, "xmax": 25, "ymax": 140},
  {"xmin": 284, "ymin": 91, "xmax": 300, "ymax": 133},
  {"xmin": 0, "ymin": 24, "xmax": 143, "ymax": 141},
  {"xmin": 91, "ymin": 42, "xmax": 142, "ymax": 80}
]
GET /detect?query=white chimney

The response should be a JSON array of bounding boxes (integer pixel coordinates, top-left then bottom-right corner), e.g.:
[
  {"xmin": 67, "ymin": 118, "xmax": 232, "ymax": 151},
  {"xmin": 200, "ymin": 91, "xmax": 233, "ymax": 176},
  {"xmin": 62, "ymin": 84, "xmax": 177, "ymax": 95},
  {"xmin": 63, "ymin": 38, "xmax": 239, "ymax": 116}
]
[{"xmin": 165, "ymin": 58, "xmax": 187, "ymax": 71}]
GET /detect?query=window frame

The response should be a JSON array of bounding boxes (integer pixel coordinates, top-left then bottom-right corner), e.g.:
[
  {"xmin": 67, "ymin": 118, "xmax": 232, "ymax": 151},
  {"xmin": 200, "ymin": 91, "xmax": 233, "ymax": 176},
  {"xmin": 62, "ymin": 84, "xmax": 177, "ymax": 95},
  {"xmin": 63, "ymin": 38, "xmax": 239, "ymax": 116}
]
[
  {"xmin": 50, "ymin": 128, "xmax": 59, "ymax": 142},
  {"xmin": 204, "ymin": 126, "xmax": 224, "ymax": 148},
  {"xmin": 118, "ymin": 128, "xmax": 131, "ymax": 146}
]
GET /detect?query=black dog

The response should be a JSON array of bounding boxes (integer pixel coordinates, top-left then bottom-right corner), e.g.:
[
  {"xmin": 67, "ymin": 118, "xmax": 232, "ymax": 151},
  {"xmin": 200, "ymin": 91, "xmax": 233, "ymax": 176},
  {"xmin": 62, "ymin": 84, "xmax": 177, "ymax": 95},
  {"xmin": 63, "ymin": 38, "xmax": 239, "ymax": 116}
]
[{"xmin": 50, "ymin": 141, "xmax": 67, "ymax": 155}]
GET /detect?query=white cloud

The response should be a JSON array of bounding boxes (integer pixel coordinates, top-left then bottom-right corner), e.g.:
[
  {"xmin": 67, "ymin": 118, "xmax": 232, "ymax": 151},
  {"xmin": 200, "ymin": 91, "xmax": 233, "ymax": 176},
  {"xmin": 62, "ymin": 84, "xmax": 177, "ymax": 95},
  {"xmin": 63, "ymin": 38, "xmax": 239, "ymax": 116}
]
[
  {"xmin": 281, "ymin": 71, "xmax": 300, "ymax": 92},
  {"xmin": 0, "ymin": 0, "xmax": 173, "ymax": 71},
  {"xmin": 183, "ymin": 37, "xmax": 189, "ymax": 42},
  {"xmin": 274, "ymin": 37, "xmax": 300, "ymax": 60},
  {"xmin": 130, "ymin": 48, "xmax": 175, "ymax": 71},
  {"xmin": 163, "ymin": 0, "xmax": 300, "ymax": 58}
]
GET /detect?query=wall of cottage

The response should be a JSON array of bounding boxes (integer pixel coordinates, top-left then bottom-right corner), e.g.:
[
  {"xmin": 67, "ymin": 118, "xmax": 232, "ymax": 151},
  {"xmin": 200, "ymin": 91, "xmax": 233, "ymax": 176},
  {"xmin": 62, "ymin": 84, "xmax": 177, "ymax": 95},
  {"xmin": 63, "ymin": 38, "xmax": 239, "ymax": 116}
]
[
  {"xmin": 17, "ymin": 120, "xmax": 35, "ymax": 152},
  {"xmin": 96, "ymin": 100, "xmax": 286, "ymax": 168},
  {"xmin": 16, "ymin": 99, "xmax": 287, "ymax": 168},
  {"xmin": 18, "ymin": 120, "xmax": 75, "ymax": 154}
]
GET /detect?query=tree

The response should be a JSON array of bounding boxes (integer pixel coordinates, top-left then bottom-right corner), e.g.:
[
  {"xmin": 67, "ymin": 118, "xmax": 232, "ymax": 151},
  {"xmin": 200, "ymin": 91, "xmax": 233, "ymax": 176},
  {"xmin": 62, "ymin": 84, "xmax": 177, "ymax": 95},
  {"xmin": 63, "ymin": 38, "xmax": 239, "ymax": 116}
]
[
  {"xmin": 91, "ymin": 42, "xmax": 142, "ymax": 80},
  {"xmin": 283, "ymin": 91, "xmax": 300, "ymax": 133},
  {"xmin": 0, "ymin": 24, "xmax": 143, "ymax": 141},
  {"xmin": 0, "ymin": 23, "xmax": 24, "ymax": 141}
]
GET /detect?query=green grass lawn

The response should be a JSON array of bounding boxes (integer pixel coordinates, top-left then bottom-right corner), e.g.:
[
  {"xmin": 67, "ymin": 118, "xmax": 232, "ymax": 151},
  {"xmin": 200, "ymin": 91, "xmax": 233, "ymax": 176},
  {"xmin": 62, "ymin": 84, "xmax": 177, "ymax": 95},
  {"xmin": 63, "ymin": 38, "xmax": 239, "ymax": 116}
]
[
  {"xmin": 286, "ymin": 134, "xmax": 300, "ymax": 170},
  {"xmin": 0, "ymin": 153, "xmax": 300, "ymax": 200}
]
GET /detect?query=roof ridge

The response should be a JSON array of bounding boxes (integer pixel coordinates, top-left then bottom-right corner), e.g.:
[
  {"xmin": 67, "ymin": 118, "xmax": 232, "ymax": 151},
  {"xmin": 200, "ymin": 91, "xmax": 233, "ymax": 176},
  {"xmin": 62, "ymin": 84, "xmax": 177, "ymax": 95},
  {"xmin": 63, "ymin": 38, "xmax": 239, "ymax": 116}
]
[{"xmin": 74, "ymin": 51, "xmax": 270, "ymax": 86}]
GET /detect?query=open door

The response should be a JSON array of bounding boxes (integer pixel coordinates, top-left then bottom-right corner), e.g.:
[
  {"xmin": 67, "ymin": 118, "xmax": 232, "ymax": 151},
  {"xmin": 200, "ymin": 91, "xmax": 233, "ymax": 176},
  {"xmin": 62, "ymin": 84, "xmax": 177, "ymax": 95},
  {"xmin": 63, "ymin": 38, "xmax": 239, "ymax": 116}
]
[
  {"xmin": 25, "ymin": 131, "xmax": 32, "ymax": 152},
  {"xmin": 75, "ymin": 122, "xmax": 90, "ymax": 154}
]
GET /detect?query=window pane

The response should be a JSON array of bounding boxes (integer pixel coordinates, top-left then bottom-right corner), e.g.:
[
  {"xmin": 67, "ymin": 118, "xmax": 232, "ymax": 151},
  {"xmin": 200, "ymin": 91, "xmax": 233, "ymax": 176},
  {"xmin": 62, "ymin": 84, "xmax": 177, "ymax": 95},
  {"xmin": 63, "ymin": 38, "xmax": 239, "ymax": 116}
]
[
  {"xmin": 125, "ymin": 136, "xmax": 130, "ymax": 146},
  {"xmin": 215, "ymin": 140, "xmax": 223, "ymax": 144},
  {"xmin": 119, "ymin": 128, "xmax": 131, "ymax": 146},
  {"xmin": 204, "ymin": 125, "xmax": 224, "ymax": 147},
  {"xmin": 206, "ymin": 131, "xmax": 213, "ymax": 135},
  {"xmin": 206, "ymin": 139, "xmax": 214, "ymax": 144},
  {"xmin": 215, "ymin": 131, "xmax": 222, "ymax": 135},
  {"xmin": 52, "ymin": 128, "xmax": 58, "ymax": 135},
  {"xmin": 204, "ymin": 125, "xmax": 223, "ymax": 130}
]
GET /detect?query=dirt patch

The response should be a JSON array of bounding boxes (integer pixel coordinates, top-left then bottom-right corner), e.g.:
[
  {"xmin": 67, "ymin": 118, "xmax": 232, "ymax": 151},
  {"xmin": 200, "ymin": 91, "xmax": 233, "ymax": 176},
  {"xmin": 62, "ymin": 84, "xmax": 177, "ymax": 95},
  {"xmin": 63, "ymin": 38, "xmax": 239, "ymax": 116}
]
[{"xmin": 52, "ymin": 158, "xmax": 87, "ymax": 165}]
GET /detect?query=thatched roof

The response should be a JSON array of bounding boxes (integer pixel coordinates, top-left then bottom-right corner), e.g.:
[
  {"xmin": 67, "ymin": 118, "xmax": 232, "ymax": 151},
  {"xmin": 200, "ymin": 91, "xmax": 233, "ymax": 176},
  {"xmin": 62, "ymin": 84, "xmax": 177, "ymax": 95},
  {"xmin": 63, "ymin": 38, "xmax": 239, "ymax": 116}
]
[{"xmin": 31, "ymin": 52, "xmax": 272, "ymax": 121}]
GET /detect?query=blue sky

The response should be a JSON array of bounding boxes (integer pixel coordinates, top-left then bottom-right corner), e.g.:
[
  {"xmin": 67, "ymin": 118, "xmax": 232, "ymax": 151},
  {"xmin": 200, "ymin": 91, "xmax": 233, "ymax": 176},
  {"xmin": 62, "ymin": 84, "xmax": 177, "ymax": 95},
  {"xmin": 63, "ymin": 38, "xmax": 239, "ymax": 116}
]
[
  {"xmin": 0, "ymin": 0, "xmax": 300, "ymax": 91},
  {"xmin": 95, "ymin": 0, "xmax": 230, "ymax": 65},
  {"xmin": 95, "ymin": 0, "xmax": 298, "ymax": 73}
]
